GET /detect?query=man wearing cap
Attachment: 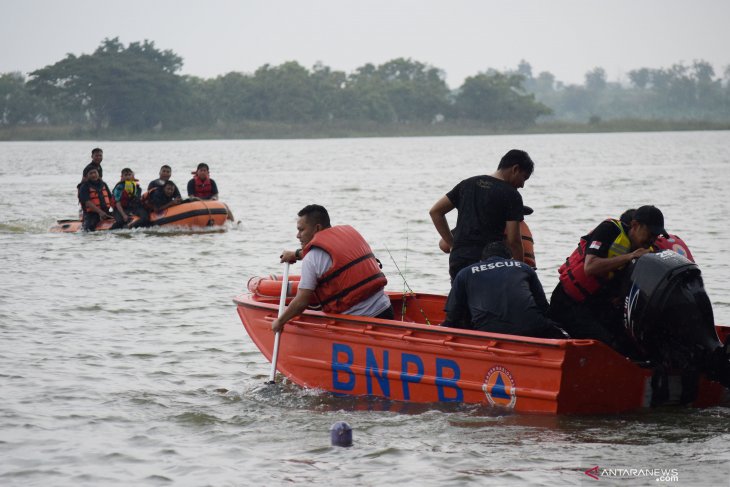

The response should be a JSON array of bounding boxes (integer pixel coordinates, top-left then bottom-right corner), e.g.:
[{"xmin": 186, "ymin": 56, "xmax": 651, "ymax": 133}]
[
  {"xmin": 549, "ymin": 205, "xmax": 667, "ymax": 354},
  {"xmin": 442, "ymin": 241, "xmax": 567, "ymax": 338},
  {"xmin": 429, "ymin": 149, "xmax": 534, "ymax": 281}
]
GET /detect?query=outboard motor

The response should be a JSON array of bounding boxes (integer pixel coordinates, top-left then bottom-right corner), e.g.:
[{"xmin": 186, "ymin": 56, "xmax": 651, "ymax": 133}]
[{"xmin": 624, "ymin": 251, "xmax": 730, "ymax": 401}]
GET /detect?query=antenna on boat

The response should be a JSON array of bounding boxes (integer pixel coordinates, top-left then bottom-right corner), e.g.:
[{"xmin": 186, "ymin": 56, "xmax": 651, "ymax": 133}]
[
  {"xmin": 401, "ymin": 224, "xmax": 409, "ymax": 321},
  {"xmin": 383, "ymin": 243, "xmax": 431, "ymax": 326}
]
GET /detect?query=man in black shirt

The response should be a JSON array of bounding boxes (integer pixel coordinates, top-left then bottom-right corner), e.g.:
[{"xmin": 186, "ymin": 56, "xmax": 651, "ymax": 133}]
[
  {"xmin": 149, "ymin": 181, "xmax": 183, "ymax": 212},
  {"xmin": 430, "ymin": 149, "xmax": 534, "ymax": 280},
  {"xmin": 443, "ymin": 241, "xmax": 566, "ymax": 338},
  {"xmin": 81, "ymin": 148, "xmax": 104, "ymax": 183},
  {"xmin": 147, "ymin": 164, "xmax": 182, "ymax": 199}
]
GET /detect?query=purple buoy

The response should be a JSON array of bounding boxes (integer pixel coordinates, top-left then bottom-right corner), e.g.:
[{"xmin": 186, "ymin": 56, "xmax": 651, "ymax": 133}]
[{"xmin": 330, "ymin": 421, "xmax": 353, "ymax": 447}]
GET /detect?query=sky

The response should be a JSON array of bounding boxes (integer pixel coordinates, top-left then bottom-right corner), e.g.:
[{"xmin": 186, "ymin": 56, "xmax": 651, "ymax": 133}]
[{"xmin": 2, "ymin": 0, "xmax": 729, "ymax": 88}]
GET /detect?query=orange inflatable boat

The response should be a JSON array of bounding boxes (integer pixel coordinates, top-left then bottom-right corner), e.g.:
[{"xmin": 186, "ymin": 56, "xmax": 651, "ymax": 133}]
[
  {"xmin": 50, "ymin": 200, "xmax": 231, "ymax": 232},
  {"xmin": 235, "ymin": 262, "xmax": 730, "ymax": 415}
]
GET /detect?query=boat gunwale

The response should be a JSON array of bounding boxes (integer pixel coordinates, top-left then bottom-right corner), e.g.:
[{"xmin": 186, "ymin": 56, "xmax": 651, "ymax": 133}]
[{"xmin": 233, "ymin": 291, "xmax": 582, "ymax": 351}]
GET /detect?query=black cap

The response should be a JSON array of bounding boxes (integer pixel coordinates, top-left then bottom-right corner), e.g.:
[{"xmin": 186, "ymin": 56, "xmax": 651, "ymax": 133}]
[
  {"xmin": 633, "ymin": 205, "xmax": 666, "ymax": 237},
  {"xmin": 523, "ymin": 205, "xmax": 534, "ymax": 216}
]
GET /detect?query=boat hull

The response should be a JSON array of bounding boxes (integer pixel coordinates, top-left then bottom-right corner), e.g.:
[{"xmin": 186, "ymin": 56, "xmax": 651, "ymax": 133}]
[
  {"xmin": 234, "ymin": 292, "xmax": 728, "ymax": 414},
  {"xmin": 50, "ymin": 200, "xmax": 230, "ymax": 232}
]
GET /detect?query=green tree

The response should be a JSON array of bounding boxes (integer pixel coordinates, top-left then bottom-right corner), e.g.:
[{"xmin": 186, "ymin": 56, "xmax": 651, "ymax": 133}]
[
  {"xmin": 455, "ymin": 72, "xmax": 551, "ymax": 128},
  {"xmin": 28, "ymin": 38, "xmax": 186, "ymax": 130},
  {"xmin": 0, "ymin": 72, "xmax": 47, "ymax": 125}
]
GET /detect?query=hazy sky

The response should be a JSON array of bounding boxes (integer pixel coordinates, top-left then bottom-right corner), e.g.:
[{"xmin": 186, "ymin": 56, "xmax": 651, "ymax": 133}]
[{"xmin": 2, "ymin": 0, "xmax": 729, "ymax": 88}]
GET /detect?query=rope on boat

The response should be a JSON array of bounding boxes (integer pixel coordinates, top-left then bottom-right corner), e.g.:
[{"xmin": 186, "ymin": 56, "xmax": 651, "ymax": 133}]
[{"xmin": 383, "ymin": 243, "xmax": 432, "ymax": 326}]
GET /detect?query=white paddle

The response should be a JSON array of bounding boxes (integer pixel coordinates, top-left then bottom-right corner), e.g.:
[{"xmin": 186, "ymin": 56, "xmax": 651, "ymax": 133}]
[{"xmin": 268, "ymin": 261, "xmax": 290, "ymax": 384}]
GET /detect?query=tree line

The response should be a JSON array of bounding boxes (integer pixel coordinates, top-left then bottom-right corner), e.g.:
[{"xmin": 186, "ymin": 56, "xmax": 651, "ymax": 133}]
[{"xmin": 1, "ymin": 38, "xmax": 729, "ymax": 133}]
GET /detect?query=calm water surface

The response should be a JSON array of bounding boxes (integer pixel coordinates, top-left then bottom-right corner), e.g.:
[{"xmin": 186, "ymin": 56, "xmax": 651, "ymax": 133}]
[{"xmin": 1, "ymin": 132, "xmax": 729, "ymax": 486}]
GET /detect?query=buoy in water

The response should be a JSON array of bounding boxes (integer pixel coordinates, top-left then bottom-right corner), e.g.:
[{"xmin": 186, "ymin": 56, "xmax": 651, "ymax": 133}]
[{"xmin": 330, "ymin": 421, "xmax": 353, "ymax": 447}]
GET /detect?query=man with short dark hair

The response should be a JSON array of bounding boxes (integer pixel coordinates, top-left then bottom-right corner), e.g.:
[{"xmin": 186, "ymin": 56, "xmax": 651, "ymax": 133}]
[
  {"xmin": 549, "ymin": 205, "xmax": 666, "ymax": 354},
  {"xmin": 430, "ymin": 149, "xmax": 534, "ymax": 280},
  {"xmin": 187, "ymin": 163, "xmax": 219, "ymax": 200},
  {"xmin": 148, "ymin": 164, "xmax": 182, "ymax": 199},
  {"xmin": 443, "ymin": 241, "xmax": 566, "ymax": 338},
  {"xmin": 149, "ymin": 181, "xmax": 183, "ymax": 212},
  {"xmin": 113, "ymin": 168, "xmax": 149, "ymax": 228},
  {"xmin": 81, "ymin": 148, "xmax": 104, "ymax": 182},
  {"xmin": 78, "ymin": 167, "xmax": 124, "ymax": 231},
  {"xmin": 272, "ymin": 204, "xmax": 393, "ymax": 333}
]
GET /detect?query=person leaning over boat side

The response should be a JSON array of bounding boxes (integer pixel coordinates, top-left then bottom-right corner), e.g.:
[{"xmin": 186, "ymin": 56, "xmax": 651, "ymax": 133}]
[
  {"xmin": 620, "ymin": 208, "xmax": 695, "ymax": 262},
  {"xmin": 147, "ymin": 164, "xmax": 182, "ymax": 199},
  {"xmin": 148, "ymin": 181, "xmax": 183, "ymax": 212},
  {"xmin": 271, "ymin": 204, "xmax": 393, "ymax": 333},
  {"xmin": 442, "ymin": 241, "xmax": 568, "ymax": 338},
  {"xmin": 78, "ymin": 167, "xmax": 124, "ymax": 231},
  {"xmin": 429, "ymin": 149, "xmax": 533, "ymax": 281},
  {"xmin": 548, "ymin": 205, "xmax": 666, "ymax": 356},
  {"xmin": 112, "ymin": 168, "xmax": 149, "ymax": 228},
  {"xmin": 187, "ymin": 163, "xmax": 219, "ymax": 201}
]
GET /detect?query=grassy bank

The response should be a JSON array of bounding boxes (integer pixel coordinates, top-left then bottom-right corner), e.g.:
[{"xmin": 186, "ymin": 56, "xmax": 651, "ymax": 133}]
[{"xmin": 1, "ymin": 119, "xmax": 729, "ymax": 141}]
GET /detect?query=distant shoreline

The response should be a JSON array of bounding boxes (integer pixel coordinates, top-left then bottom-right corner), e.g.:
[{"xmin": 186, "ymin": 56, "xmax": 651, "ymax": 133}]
[{"xmin": 1, "ymin": 119, "xmax": 728, "ymax": 141}]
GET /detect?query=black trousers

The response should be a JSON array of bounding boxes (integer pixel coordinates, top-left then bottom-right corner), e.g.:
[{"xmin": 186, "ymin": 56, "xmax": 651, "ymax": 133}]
[
  {"xmin": 82, "ymin": 211, "xmax": 125, "ymax": 231},
  {"xmin": 549, "ymin": 283, "xmax": 639, "ymax": 357}
]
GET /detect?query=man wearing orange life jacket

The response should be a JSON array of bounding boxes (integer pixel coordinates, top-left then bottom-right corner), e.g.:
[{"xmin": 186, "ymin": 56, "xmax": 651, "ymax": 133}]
[
  {"xmin": 549, "ymin": 205, "xmax": 666, "ymax": 355},
  {"xmin": 78, "ymin": 167, "xmax": 124, "ymax": 231},
  {"xmin": 272, "ymin": 204, "xmax": 393, "ymax": 333}
]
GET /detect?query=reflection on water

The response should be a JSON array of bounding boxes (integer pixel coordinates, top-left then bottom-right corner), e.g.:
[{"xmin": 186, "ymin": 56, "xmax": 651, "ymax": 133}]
[{"xmin": 1, "ymin": 132, "xmax": 729, "ymax": 485}]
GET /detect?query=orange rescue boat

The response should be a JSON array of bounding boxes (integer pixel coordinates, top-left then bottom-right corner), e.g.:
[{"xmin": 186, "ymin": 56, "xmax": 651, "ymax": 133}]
[
  {"xmin": 50, "ymin": 200, "xmax": 230, "ymax": 232},
  {"xmin": 234, "ymin": 271, "xmax": 730, "ymax": 415}
]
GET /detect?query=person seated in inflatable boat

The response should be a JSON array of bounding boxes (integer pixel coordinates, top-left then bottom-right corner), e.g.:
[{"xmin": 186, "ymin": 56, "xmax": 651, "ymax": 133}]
[
  {"xmin": 442, "ymin": 241, "xmax": 568, "ymax": 338},
  {"xmin": 272, "ymin": 204, "xmax": 393, "ymax": 333},
  {"xmin": 148, "ymin": 180, "xmax": 183, "ymax": 212},
  {"xmin": 187, "ymin": 163, "xmax": 219, "ymax": 201},
  {"xmin": 78, "ymin": 167, "xmax": 124, "ymax": 231},
  {"xmin": 147, "ymin": 164, "xmax": 182, "ymax": 199},
  {"xmin": 112, "ymin": 168, "xmax": 149, "ymax": 228},
  {"xmin": 549, "ymin": 205, "xmax": 666, "ymax": 356}
]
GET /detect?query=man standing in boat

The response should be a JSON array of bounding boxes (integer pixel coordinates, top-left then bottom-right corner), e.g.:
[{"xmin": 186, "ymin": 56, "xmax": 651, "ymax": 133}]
[
  {"xmin": 81, "ymin": 148, "xmax": 104, "ymax": 183},
  {"xmin": 272, "ymin": 204, "xmax": 393, "ymax": 333},
  {"xmin": 442, "ymin": 241, "xmax": 567, "ymax": 338},
  {"xmin": 549, "ymin": 205, "xmax": 666, "ymax": 355},
  {"xmin": 429, "ymin": 149, "xmax": 533, "ymax": 281}
]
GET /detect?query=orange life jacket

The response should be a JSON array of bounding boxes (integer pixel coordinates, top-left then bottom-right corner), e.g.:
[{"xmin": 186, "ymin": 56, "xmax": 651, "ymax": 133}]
[
  {"xmin": 520, "ymin": 221, "xmax": 536, "ymax": 268},
  {"xmin": 302, "ymin": 225, "xmax": 387, "ymax": 314},
  {"xmin": 193, "ymin": 176, "xmax": 213, "ymax": 199},
  {"xmin": 85, "ymin": 182, "xmax": 114, "ymax": 213},
  {"xmin": 653, "ymin": 235, "xmax": 694, "ymax": 262},
  {"xmin": 558, "ymin": 219, "xmax": 631, "ymax": 302}
]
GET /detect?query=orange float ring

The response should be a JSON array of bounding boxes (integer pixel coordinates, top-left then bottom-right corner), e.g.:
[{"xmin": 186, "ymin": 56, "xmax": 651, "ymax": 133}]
[{"xmin": 247, "ymin": 274, "xmax": 301, "ymax": 298}]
